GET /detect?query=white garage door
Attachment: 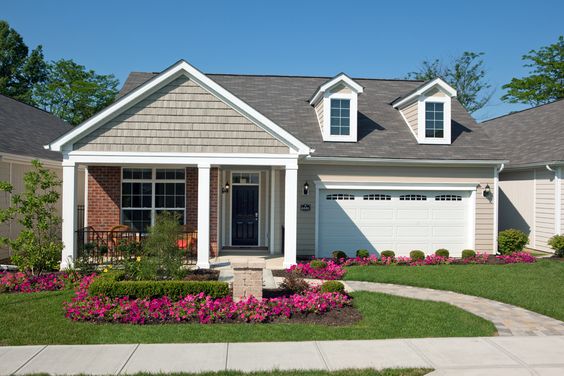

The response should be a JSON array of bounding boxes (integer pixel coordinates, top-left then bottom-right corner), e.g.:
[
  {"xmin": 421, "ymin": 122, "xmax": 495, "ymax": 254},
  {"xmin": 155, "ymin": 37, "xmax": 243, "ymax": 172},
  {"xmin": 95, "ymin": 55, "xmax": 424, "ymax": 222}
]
[{"xmin": 318, "ymin": 190, "xmax": 473, "ymax": 257}]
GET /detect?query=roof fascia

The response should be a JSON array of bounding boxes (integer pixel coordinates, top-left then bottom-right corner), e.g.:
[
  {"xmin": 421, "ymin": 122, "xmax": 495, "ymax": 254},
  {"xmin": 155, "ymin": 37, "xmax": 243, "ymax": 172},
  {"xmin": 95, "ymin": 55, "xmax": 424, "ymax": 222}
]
[
  {"xmin": 392, "ymin": 78, "xmax": 457, "ymax": 109},
  {"xmin": 303, "ymin": 156, "xmax": 507, "ymax": 167},
  {"xmin": 309, "ymin": 73, "xmax": 364, "ymax": 105}
]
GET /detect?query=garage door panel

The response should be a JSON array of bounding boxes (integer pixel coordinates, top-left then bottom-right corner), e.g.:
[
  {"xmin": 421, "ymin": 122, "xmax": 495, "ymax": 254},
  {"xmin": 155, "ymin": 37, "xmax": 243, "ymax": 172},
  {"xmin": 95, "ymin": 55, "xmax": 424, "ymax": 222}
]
[{"xmin": 318, "ymin": 189, "xmax": 472, "ymax": 258}]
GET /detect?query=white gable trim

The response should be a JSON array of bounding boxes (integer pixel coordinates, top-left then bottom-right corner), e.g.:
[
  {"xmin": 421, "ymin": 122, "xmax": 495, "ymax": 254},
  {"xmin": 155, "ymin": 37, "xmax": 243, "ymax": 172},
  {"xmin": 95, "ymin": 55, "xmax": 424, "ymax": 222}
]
[
  {"xmin": 47, "ymin": 60, "xmax": 311, "ymax": 155},
  {"xmin": 392, "ymin": 77, "xmax": 457, "ymax": 109},
  {"xmin": 309, "ymin": 73, "xmax": 364, "ymax": 105}
]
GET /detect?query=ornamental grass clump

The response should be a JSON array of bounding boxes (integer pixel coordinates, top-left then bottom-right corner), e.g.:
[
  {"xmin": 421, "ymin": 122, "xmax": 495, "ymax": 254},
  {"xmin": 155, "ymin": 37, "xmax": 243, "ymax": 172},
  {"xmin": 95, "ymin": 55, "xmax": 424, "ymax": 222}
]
[{"xmin": 64, "ymin": 274, "xmax": 351, "ymax": 324}]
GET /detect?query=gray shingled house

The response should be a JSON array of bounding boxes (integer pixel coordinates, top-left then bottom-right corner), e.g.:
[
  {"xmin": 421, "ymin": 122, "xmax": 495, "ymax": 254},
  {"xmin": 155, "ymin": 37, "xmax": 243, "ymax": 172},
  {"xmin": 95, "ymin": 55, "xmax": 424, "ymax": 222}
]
[
  {"xmin": 0, "ymin": 94, "xmax": 85, "ymax": 262},
  {"xmin": 46, "ymin": 60, "xmax": 507, "ymax": 268},
  {"xmin": 483, "ymin": 100, "xmax": 563, "ymax": 253}
]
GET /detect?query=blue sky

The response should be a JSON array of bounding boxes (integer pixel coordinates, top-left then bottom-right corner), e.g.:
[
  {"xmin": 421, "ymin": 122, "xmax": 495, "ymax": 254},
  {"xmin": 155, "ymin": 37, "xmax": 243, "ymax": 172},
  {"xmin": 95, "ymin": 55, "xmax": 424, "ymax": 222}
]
[{"xmin": 3, "ymin": 0, "xmax": 563, "ymax": 121}]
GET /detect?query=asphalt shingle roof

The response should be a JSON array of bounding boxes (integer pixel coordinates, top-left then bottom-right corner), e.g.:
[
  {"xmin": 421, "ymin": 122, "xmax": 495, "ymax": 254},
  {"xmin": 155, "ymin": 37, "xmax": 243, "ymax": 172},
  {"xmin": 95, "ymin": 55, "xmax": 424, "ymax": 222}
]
[
  {"xmin": 119, "ymin": 72, "xmax": 505, "ymax": 161},
  {"xmin": 481, "ymin": 99, "xmax": 564, "ymax": 166},
  {"xmin": 0, "ymin": 94, "xmax": 70, "ymax": 161}
]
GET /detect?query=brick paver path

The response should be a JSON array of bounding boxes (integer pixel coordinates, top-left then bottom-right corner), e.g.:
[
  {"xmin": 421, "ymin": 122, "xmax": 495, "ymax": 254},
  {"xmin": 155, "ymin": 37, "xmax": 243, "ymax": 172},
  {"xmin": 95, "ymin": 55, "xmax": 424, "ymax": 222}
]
[{"xmin": 345, "ymin": 281, "xmax": 564, "ymax": 336}]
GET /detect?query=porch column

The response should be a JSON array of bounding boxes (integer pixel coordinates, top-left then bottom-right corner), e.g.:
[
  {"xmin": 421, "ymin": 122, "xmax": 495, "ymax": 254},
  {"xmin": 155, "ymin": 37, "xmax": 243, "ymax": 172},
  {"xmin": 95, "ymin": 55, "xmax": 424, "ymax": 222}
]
[
  {"xmin": 197, "ymin": 164, "xmax": 211, "ymax": 268},
  {"xmin": 60, "ymin": 163, "xmax": 78, "ymax": 269},
  {"xmin": 283, "ymin": 164, "xmax": 298, "ymax": 268}
]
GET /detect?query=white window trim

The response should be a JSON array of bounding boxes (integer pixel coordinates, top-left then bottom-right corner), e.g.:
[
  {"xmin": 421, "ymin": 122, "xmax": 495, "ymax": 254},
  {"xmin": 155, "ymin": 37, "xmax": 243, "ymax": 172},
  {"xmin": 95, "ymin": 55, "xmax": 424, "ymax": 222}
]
[
  {"xmin": 120, "ymin": 167, "xmax": 187, "ymax": 230},
  {"xmin": 417, "ymin": 95, "xmax": 451, "ymax": 145},
  {"xmin": 322, "ymin": 92, "xmax": 358, "ymax": 142}
]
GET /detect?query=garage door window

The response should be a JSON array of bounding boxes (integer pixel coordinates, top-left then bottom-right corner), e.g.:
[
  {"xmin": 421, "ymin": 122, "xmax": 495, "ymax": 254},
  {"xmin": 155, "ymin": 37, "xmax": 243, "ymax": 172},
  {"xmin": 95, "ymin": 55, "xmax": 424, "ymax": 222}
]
[
  {"xmin": 435, "ymin": 194, "xmax": 462, "ymax": 201},
  {"xmin": 363, "ymin": 194, "xmax": 391, "ymax": 200},
  {"xmin": 399, "ymin": 194, "xmax": 427, "ymax": 201},
  {"xmin": 326, "ymin": 193, "xmax": 355, "ymax": 200}
]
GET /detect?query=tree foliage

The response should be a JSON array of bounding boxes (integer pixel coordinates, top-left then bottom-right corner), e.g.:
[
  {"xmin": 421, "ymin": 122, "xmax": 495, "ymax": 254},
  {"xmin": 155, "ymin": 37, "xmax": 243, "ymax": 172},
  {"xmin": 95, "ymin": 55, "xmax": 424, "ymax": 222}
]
[
  {"xmin": 0, "ymin": 161, "xmax": 63, "ymax": 275},
  {"xmin": 406, "ymin": 51, "xmax": 493, "ymax": 113},
  {"xmin": 501, "ymin": 36, "xmax": 564, "ymax": 106},
  {"xmin": 33, "ymin": 59, "xmax": 119, "ymax": 125},
  {"xmin": 0, "ymin": 20, "xmax": 47, "ymax": 104}
]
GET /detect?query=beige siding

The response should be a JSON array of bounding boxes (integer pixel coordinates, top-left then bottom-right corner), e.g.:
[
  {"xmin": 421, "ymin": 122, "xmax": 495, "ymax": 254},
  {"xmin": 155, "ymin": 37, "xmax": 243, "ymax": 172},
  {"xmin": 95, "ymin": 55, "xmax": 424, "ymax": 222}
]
[
  {"xmin": 329, "ymin": 84, "xmax": 352, "ymax": 94},
  {"xmin": 296, "ymin": 164, "xmax": 495, "ymax": 256},
  {"xmin": 400, "ymin": 101, "xmax": 419, "ymax": 135},
  {"xmin": 499, "ymin": 170, "xmax": 535, "ymax": 246},
  {"xmin": 425, "ymin": 88, "xmax": 447, "ymax": 98},
  {"xmin": 314, "ymin": 100, "xmax": 324, "ymax": 131},
  {"xmin": 74, "ymin": 76, "xmax": 289, "ymax": 154},
  {"xmin": 535, "ymin": 168, "xmax": 556, "ymax": 252},
  {"xmin": 0, "ymin": 160, "xmax": 85, "ymax": 260}
]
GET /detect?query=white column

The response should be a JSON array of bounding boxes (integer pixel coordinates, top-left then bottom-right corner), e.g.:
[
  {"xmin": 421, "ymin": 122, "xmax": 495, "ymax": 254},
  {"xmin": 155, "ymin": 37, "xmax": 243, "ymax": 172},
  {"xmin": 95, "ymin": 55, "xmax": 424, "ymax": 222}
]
[
  {"xmin": 61, "ymin": 163, "xmax": 78, "ymax": 269},
  {"xmin": 283, "ymin": 164, "xmax": 298, "ymax": 268},
  {"xmin": 197, "ymin": 164, "xmax": 211, "ymax": 269}
]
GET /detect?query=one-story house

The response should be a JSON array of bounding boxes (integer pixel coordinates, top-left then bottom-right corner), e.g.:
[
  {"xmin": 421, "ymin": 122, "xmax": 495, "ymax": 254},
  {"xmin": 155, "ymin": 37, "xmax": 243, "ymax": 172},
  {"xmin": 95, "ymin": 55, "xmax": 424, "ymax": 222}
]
[
  {"xmin": 483, "ymin": 100, "xmax": 563, "ymax": 253},
  {"xmin": 46, "ymin": 60, "xmax": 506, "ymax": 268},
  {"xmin": 0, "ymin": 94, "xmax": 85, "ymax": 262}
]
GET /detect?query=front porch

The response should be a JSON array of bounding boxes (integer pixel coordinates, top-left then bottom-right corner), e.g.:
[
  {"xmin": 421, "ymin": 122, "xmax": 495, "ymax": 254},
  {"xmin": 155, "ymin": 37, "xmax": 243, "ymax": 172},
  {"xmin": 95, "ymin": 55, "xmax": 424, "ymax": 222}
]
[{"xmin": 62, "ymin": 155, "xmax": 300, "ymax": 269}]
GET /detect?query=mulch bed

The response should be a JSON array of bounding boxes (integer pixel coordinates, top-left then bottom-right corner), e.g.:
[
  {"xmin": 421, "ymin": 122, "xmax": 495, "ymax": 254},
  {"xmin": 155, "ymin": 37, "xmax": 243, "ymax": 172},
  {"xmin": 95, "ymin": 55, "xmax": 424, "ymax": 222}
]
[
  {"xmin": 271, "ymin": 269, "xmax": 293, "ymax": 278},
  {"xmin": 184, "ymin": 269, "xmax": 220, "ymax": 281}
]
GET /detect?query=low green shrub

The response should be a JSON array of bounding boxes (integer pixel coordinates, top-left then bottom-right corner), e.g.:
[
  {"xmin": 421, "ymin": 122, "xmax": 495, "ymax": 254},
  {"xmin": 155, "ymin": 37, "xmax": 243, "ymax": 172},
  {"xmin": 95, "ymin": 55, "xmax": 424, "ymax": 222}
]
[
  {"xmin": 435, "ymin": 249, "xmax": 450, "ymax": 258},
  {"xmin": 88, "ymin": 272, "xmax": 229, "ymax": 299},
  {"xmin": 461, "ymin": 249, "xmax": 476, "ymax": 259},
  {"xmin": 331, "ymin": 250, "xmax": 347, "ymax": 260},
  {"xmin": 309, "ymin": 259, "xmax": 328, "ymax": 269},
  {"xmin": 498, "ymin": 229, "xmax": 529, "ymax": 255},
  {"xmin": 409, "ymin": 250, "xmax": 425, "ymax": 261},
  {"xmin": 320, "ymin": 280, "xmax": 345, "ymax": 293},
  {"xmin": 356, "ymin": 249, "xmax": 370, "ymax": 258},
  {"xmin": 380, "ymin": 250, "xmax": 395, "ymax": 258},
  {"xmin": 548, "ymin": 235, "xmax": 564, "ymax": 257}
]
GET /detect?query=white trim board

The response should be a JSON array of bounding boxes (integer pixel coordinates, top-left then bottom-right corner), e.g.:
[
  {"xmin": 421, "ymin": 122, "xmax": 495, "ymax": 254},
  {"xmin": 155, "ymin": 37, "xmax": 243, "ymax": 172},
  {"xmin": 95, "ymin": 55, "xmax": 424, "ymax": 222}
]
[
  {"xmin": 392, "ymin": 77, "xmax": 457, "ymax": 109},
  {"xmin": 47, "ymin": 60, "xmax": 311, "ymax": 155}
]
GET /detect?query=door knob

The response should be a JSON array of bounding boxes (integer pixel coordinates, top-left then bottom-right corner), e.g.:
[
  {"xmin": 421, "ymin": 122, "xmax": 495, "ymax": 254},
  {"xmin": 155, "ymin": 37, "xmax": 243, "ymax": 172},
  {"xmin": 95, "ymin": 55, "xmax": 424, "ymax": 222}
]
[{"xmin": 255, "ymin": 212, "xmax": 258, "ymax": 219}]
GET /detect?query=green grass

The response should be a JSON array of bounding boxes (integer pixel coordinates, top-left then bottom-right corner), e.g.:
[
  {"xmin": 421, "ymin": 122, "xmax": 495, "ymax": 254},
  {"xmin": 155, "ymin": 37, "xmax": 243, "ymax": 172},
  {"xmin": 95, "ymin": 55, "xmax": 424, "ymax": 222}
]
[
  {"xmin": 0, "ymin": 289, "xmax": 494, "ymax": 345},
  {"xmin": 345, "ymin": 259, "xmax": 564, "ymax": 321},
  {"xmin": 25, "ymin": 369, "xmax": 432, "ymax": 376}
]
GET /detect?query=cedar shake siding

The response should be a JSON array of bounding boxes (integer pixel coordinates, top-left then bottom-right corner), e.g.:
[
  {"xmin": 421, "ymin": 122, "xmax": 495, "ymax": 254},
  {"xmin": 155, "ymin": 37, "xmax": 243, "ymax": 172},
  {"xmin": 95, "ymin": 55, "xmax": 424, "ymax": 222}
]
[
  {"xmin": 73, "ymin": 76, "xmax": 289, "ymax": 154},
  {"xmin": 87, "ymin": 166, "xmax": 121, "ymax": 231}
]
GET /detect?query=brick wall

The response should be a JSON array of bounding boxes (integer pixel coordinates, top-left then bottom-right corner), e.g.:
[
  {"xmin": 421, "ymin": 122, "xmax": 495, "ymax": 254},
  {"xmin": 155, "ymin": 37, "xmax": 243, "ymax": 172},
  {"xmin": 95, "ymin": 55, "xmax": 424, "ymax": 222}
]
[
  {"xmin": 87, "ymin": 166, "xmax": 121, "ymax": 231},
  {"xmin": 185, "ymin": 167, "xmax": 219, "ymax": 257}
]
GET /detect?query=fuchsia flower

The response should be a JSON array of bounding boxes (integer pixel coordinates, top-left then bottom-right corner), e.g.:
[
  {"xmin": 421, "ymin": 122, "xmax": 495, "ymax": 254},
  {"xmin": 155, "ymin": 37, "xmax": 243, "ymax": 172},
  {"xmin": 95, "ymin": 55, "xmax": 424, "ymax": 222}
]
[
  {"xmin": 0, "ymin": 271, "xmax": 81, "ymax": 293},
  {"xmin": 288, "ymin": 260, "xmax": 346, "ymax": 280},
  {"xmin": 496, "ymin": 252, "xmax": 536, "ymax": 264}
]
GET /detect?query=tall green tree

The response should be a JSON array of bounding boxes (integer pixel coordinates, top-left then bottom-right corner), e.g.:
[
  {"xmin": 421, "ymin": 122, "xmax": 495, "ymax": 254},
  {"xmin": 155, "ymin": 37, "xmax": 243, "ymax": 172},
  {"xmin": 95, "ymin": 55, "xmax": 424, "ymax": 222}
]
[
  {"xmin": 0, "ymin": 20, "xmax": 47, "ymax": 104},
  {"xmin": 34, "ymin": 59, "xmax": 119, "ymax": 125},
  {"xmin": 502, "ymin": 36, "xmax": 564, "ymax": 106},
  {"xmin": 406, "ymin": 52, "xmax": 493, "ymax": 114}
]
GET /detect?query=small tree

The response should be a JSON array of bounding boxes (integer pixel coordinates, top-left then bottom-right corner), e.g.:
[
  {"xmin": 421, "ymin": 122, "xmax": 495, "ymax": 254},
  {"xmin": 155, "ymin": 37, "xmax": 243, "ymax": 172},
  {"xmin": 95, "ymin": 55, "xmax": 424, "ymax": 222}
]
[{"xmin": 0, "ymin": 161, "xmax": 62, "ymax": 274}]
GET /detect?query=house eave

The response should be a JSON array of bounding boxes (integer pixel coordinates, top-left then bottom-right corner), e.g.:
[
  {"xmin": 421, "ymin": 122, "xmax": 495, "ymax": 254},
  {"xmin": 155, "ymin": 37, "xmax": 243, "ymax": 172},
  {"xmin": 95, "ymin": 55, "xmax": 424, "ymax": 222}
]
[
  {"xmin": 303, "ymin": 156, "xmax": 507, "ymax": 167},
  {"xmin": 392, "ymin": 77, "xmax": 457, "ymax": 109}
]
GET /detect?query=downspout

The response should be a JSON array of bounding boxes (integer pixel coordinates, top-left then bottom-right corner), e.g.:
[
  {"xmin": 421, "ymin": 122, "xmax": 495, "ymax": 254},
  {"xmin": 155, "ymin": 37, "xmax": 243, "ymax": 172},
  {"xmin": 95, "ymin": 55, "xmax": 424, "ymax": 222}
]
[{"xmin": 493, "ymin": 163, "xmax": 505, "ymax": 254}]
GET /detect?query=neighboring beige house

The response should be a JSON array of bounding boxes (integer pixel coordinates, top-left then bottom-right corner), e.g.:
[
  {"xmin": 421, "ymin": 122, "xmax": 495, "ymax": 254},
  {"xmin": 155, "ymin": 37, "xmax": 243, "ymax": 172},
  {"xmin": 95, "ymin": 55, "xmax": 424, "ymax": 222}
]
[
  {"xmin": 46, "ymin": 60, "xmax": 506, "ymax": 269},
  {"xmin": 483, "ymin": 100, "xmax": 563, "ymax": 253},
  {"xmin": 0, "ymin": 94, "xmax": 85, "ymax": 262}
]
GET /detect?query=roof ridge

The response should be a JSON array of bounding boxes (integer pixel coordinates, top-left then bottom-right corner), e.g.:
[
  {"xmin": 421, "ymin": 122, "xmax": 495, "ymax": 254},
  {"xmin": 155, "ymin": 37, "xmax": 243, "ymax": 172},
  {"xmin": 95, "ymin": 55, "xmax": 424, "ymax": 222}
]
[{"xmin": 481, "ymin": 98, "xmax": 564, "ymax": 124}]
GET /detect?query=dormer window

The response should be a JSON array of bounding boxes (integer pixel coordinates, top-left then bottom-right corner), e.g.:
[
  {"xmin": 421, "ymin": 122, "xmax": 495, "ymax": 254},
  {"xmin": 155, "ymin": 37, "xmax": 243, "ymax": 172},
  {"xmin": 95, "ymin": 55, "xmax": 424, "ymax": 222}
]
[
  {"xmin": 425, "ymin": 102, "xmax": 444, "ymax": 138},
  {"xmin": 310, "ymin": 73, "xmax": 363, "ymax": 143},
  {"xmin": 330, "ymin": 99, "xmax": 350, "ymax": 136},
  {"xmin": 392, "ymin": 78, "xmax": 456, "ymax": 145}
]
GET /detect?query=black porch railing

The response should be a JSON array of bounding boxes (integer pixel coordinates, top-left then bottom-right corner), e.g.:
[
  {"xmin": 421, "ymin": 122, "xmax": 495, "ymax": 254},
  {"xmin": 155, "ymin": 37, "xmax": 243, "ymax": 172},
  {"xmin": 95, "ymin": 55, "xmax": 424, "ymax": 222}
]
[{"xmin": 76, "ymin": 227, "xmax": 198, "ymax": 265}]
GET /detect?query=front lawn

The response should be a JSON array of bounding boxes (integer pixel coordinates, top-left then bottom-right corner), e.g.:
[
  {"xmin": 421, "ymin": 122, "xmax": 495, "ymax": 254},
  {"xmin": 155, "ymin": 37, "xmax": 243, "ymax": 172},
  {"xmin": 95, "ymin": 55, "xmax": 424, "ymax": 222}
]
[
  {"xmin": 0, "ymin": 289, "xmax": 494, "ymax": 345},
  {"xmin": 345, "ymin": 259, "xmax": 564, "ymax": 321}
]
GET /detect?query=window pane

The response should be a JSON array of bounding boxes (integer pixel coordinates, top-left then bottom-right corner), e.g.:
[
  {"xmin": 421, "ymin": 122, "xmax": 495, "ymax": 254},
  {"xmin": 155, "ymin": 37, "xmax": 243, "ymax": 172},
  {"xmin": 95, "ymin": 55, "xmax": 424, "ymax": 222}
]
[
  {"xmin": 341, "ymin": 125, "xmax": 350, "ymax": 135},
  {"xmin": 341, "ymin": 100, "xmax": 350, "ymax": 109},
  {"xmin": 331, "ymin": 126, "xmax": 340, "ymax": 135},
  {"xmin": 122, "ymin": 196, "xmax": 131, "ymax": 207},
  {"xmin": 155, "ymin": 196, "xmax": 165, "ymax": 207},
  {"xmin": 123, "ymin": 169, "xmax": 132, "ymax": 179}
]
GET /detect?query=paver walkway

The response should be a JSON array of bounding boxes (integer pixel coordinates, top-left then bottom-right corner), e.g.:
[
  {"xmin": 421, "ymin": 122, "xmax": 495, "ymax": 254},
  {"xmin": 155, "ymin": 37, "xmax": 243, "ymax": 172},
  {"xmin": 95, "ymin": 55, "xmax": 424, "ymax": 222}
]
[
  {"xmin": 1, "ymin": 336, "xmax": 563, "ymax": 375},
  {"xmin": 344, "ymin": 281, "xmax": 564, "ymax": 336}
]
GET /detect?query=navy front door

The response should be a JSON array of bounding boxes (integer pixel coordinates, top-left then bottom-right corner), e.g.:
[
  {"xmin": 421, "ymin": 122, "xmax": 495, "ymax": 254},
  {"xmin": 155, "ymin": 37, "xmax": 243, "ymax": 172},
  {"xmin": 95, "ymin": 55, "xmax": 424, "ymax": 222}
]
[{"xmin": 232, "ymin": 185, "xmax": 259, "ymax": 246}]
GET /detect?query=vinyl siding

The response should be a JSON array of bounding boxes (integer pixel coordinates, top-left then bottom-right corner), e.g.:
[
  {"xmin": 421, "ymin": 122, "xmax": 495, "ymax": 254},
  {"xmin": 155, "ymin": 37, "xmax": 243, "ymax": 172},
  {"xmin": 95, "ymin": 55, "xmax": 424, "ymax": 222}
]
[
  {"xmin": 499, "ymin": 170, "xmax": 535, "ymax": 246},
  {"xmin": 74, "ymin": 76, "xmax": 289, "ymax": 154},
  {"xmin": 534, "ymin": 168, "xmax": 556, "ymax": 252},
  {"xmin": 400, "ymin": 101, "xmax": 419, "ymax": 135},
  {"xmin": 314, "ymin": 100, "xmax": 324, "ymax": 131},
  {"xmin": 296, "ymin": 164, "xmax": 495, "ymax": 256}
]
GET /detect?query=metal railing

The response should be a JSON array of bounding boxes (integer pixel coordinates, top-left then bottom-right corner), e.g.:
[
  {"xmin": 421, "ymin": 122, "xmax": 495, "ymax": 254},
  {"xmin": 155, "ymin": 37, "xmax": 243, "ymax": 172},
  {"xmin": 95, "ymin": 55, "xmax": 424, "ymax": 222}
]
[{"xmin": 76, "ymin": 227, "xmax": 198, "ymax": 264}]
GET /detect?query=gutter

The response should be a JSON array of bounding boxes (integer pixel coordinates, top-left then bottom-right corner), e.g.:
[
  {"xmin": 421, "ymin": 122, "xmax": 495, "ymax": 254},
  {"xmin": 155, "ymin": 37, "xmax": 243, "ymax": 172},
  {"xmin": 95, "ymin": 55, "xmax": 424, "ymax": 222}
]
[{"xmin": 303, "ymin": 156, "xmax": 508, "ymax": 167}]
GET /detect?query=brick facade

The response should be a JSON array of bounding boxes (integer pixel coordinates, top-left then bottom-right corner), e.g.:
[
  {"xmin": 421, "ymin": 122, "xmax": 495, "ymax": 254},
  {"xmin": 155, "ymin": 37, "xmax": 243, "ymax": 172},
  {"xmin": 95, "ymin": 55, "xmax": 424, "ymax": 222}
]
[{"xmin": 87, "ymin": 166, "xmax": 121, "ymax": 231}]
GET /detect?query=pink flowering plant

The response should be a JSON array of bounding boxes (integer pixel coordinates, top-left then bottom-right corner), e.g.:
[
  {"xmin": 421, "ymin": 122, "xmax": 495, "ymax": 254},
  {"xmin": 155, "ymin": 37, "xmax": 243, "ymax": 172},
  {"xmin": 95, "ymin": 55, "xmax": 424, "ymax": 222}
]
[
  {"xmin": 64, "ymin": 274, "xmax": 351, "ymax": 324},
  {"xmin": 288, "ymin": 260, "xmax": 346, "ymax": 280},
  {"xmin": 496, "ymin": 252, "xmax": 536, "ymax": 264},
  {"xmin": 0, "ymin": 271, "xmax": 81, "ymax": 293}
]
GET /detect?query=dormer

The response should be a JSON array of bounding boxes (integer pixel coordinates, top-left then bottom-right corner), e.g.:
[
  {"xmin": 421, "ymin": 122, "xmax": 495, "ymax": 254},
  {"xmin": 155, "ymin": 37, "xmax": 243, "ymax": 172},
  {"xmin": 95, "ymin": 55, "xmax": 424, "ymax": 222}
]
[
  {"xmin": 309, "ymin": 73, "xmax": 363, "ymax": 142},
  {"xmin": 392, "ymin": 78, "xmax": 457, "ymax": 145}
]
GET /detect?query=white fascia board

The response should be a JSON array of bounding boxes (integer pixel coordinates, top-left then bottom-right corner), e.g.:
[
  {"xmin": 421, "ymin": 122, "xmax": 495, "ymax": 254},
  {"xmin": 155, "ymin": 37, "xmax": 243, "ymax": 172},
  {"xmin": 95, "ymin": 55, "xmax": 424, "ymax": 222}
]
[
  {"xmin": 48, "ymin": 60, "xmax": 311, "ymax": 155},
  {"xmin": 503, "ymin": 161, "xmax": 564, "ymax": 171},
  {"xmin": 314, "ymin": 181, "xmax": 479, "ymax": 191},
  {"xmin": 302, "ymin": 156, "xmax": 507, "ymax": 167},
  {"xmin": 64, "ymin": 150, "xmax": 299, "ymax": 167},
  {"xmin": 309, "ymin": 73, "xmax": 364, "ymax": 105},
  {"xmin": 392, "ymin": 78, "xmax": 457, "ymax": 109}
]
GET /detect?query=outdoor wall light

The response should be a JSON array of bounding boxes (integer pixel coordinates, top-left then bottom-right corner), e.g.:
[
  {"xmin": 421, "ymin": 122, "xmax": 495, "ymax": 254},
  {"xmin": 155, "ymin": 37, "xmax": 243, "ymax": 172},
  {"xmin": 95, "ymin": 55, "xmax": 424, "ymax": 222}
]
[
  {"xmin": 222, "ymin": 182, "xmax": 230, "ymax": 193},
  {"xmin": 482, "ymin": 184, "xmax": 491, "ymax": 198},
  {"xmin": 303, "ymin": 181, "xmax": 310, "ymax": 195}
]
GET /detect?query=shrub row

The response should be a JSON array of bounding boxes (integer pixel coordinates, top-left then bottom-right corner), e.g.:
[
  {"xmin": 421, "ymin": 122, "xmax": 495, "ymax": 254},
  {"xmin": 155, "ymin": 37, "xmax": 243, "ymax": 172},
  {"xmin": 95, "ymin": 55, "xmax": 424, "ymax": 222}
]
[{"xmin": 88, "ymin": 272, "xmax": 229, "ymax": 300}]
